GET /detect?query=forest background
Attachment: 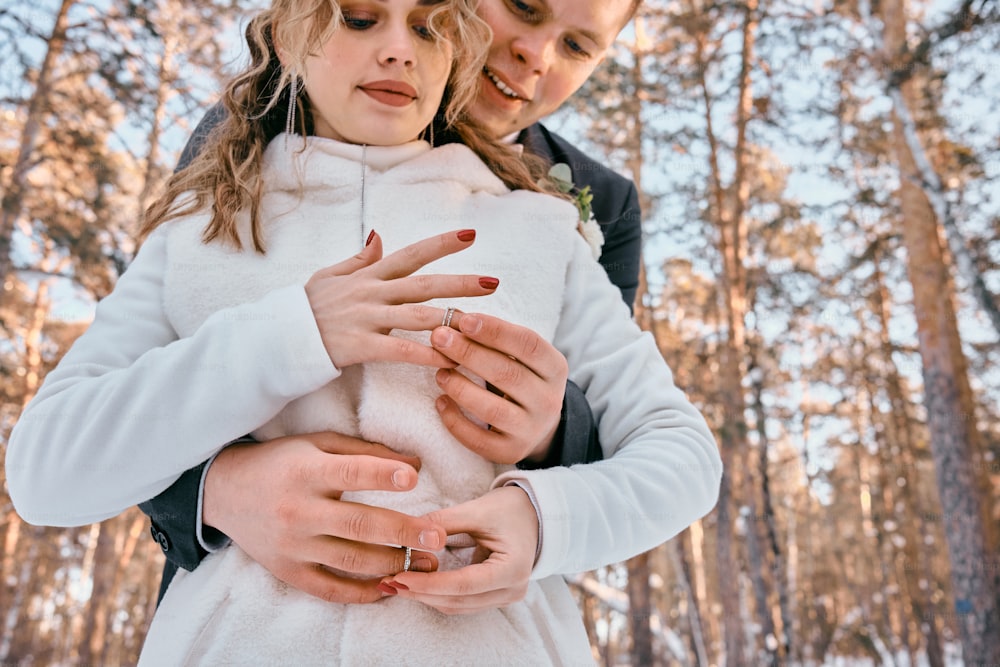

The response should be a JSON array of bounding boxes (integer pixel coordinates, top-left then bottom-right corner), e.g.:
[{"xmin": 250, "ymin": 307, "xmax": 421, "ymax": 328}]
[{"xmin": 0, "ymin": 0, "xmax": 998, "ymax": 665}]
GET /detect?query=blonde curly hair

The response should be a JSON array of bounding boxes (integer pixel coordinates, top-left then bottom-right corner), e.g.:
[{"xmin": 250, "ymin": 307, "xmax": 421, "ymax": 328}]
[{"xmin": 141, "ymin": 0, "xmax": 554, "ymax": 251}]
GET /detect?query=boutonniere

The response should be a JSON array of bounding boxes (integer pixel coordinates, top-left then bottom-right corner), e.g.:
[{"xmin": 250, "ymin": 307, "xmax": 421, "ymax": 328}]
[{"xmin": 543, "ymin": 163, "xmax": 604, "ymax": 260}]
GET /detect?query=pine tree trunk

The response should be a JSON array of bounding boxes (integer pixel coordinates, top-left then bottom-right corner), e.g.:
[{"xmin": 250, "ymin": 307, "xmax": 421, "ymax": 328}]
[
  {"xmin": 880, "ymin": 0, "xmax": 1000, "ymax": 659},
  {"xmin": 626, "ymin": 553, "xmax": 654, "ymax": 665},
  {"xmin": 872, "ymin": 250, "xmax": 946, "ymax": 667},
  {"xmin": 710, "ymin": 0, "xmax": 759, "ymax": 661},
  {"xmin": 21, "ymin": 279, "xmax": 52, "ymax": 409},
  {"xmin": 0, "ymin": 0, "xmax": 76, "ymax": 287},
  {"xmin": 670, "ymin": 537, "xmax": 710, "ymax": 666},
  {"xmin": 0, "ymin": 525, "xmax": 44, "ymax": 661},
  {"xmin": 749, "ymin": 364, "xmax": 792, "ymax": 659},
  {"xmin": 79, "ymin": 519, "xmax": 119, "ymax": 664},
  {"xmin": 742, "ymin": 494, "xmax": 776, "ymax": 665}
]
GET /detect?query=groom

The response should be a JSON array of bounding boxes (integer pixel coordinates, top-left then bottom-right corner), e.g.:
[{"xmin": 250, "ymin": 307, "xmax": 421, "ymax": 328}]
[{"xmin": 142, "ymin": 0, "xmax": 643, "ymax": 606}]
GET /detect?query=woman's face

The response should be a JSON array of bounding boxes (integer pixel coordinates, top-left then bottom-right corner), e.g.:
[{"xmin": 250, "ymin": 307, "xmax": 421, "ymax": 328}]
[{"xmin": 301, "ymin": 0, "xmax": 453, "ymax": 146}]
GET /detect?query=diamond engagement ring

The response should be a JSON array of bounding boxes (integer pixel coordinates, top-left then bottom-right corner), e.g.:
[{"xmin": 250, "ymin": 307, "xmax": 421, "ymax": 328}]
[
  {"xmin": 403, "ymin": 546, "xmax": 412, "ymax": 572},
  {"xmin": 442, "ymin": 307, "xmax": 456, "ymax": 328}
]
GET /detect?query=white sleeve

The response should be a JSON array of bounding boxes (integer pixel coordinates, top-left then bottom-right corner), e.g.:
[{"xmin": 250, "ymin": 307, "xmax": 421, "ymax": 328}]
[
  {"xmin": 492, "ymin": 238, "xmax": 722, "ymax": 579},
  {"xmin": 5, "ymin": 227, "xmax": 338, "ymax": 527}
]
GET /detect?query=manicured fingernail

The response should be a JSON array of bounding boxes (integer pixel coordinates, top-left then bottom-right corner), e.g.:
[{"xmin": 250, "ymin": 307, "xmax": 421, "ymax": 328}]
[
  {"xmin": 377, "ymin": 582, "xmax": 398, "ymax": 596},
  {"xmin": 419, "ymin": 530, "xmax": 441, "ymax": 549},
  {"xmin": 457, "ymin": 229, "xmax": 476, "ymax": 242},
  {"xmin": 435, "ymin": 396, "xmax": 448, "ymax": 412},
  {"xmin": 366, "ymin": 229, "xmax": 376, "ymax": 246},
  {"xmin": 479, "ymin": 277, "xmax": 499, "ymax": 289},
  {"xmin": 436, "ymin": 369, "xmax": 450, "ymax": 386},
  {"xmin": 391, "ymin": 468, "xmax": 409, "ymax": 489},
  {"xmin": 411, "ymin": 557, "xmax": 434, "ymax": 572},
  {"xmin": 459, "ymin": 315, "xmax": 481, "ymax": 335},
  {"xmin": 388, "ymin": 580, "xmax": 409, "ymax": 591}
]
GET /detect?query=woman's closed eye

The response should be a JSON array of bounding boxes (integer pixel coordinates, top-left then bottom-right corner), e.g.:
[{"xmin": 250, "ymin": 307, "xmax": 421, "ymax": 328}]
[
  {"xmin": 412, "ymin": 22, "xmax": 434, "ymax": 41},
  {"xmin": 343, "ymin": 12, "xmax": 376, "ymax": 30},
  {"xmin": 506, "ymin": 0, "xmax": 542, "ymax": 23},
  {"xmin": 564, "ymin": 37, "xmax": 591, "ymax": 59}
]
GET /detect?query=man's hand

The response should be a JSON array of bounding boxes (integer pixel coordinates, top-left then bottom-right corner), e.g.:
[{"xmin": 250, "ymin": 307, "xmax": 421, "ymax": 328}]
[
  {"xmin": 379, "ymin": 485, "xmax": 539, "ymax": 614},
  {"xmin": 202, "ymin": 432, "xmax": 447, "ymax": 604},
  {"xmin": 430, "ymin": 313, "xmax": 569, "ymax": 465}
]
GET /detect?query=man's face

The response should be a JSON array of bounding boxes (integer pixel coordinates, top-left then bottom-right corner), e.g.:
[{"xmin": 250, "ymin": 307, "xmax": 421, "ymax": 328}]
[{"xmin": 470, "ymin": 0, "xmax": 634, "ymax": 138}]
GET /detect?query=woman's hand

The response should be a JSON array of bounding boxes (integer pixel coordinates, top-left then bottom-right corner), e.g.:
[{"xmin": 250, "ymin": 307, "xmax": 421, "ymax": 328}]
[
  {"xmin": 430, "ymin": 312, "xmax": 569, "ymax": 465},
  {"xmin": 305, "ymin": 229, "xmax": 499, "ymax": 369},
  {"xmin": 378, "ymin": 485, "xmax": 539, "ymax": 614}
]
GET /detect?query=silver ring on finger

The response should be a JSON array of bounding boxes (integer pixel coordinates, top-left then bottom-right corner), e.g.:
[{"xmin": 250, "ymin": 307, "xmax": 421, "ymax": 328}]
[
  {"xmin": 402, "ymin": 546, "xmax": 412, "ymax": 572},
  {"xmin": 441, "ymin": 307, "xmax": 456, "ymax": 328}
]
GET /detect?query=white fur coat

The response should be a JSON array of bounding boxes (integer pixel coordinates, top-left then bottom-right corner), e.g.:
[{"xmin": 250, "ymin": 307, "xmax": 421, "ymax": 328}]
[
  {"xmin": 138, "ymin": 137, "xmax": 595, "ymax": 665},
  {"xmin": 9, "ymin": 134, "xmax": 722, "ymax": 664}
]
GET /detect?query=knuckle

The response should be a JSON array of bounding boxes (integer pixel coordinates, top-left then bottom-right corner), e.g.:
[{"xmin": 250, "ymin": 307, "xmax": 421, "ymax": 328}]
[
  {"xmin": 411, "ymin": 304, "xmax": 437, "ymax": 322},
  {"xmin": 401, "ymin": 242, "xmax": 422, "ymax": 262},
  {"xmin": 413, "ymin": 274, "xmax": 435, "ymax": 292},
  {"xmin": 392, "ymin": 523, "xmax": 409, "ymax": 549},
  {"xmin": 495, "ymin": 361, "xmax": 523, "ymax": 387},
  {"xmin": 319, "ymin": 583, "xmax": 361, "ymax": 605},
  {"xmin": 390, "ymin": 336, "xmax": 413, "ymax": 357},
  {"xmin": 486, "ymin": 401, "xmax": 513, "ymax": 428},
  {"xmin": 515, "ymin": 329, "xmax": 541, "ymax": 359},
  {"xmin": 337, "ymin": 458, "xmax": 362, "ymax": 488},
  {"xmin": 334, "ymin": 546, "xmax": 368, "ymax": 574},
  {"xmin": 345, "ymin": 509, "xmax": 376, "ymax": 542},
  {"xmin": 274, "ymin": 498, "xmax": 300, "ymax": 526}
]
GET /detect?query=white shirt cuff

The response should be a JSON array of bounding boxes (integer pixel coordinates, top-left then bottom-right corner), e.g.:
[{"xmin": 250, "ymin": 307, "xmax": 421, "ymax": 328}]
[
  {"xmin": 196, "ymin": 447, "xmax": 240, "ymax": 553},
  {"xmin": 503, "ymin": 480, "xmax": 542, "ymax": 566}
]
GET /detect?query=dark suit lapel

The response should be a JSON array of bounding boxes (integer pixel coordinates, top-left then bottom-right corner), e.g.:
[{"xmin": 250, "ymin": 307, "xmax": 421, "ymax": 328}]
[{"xmin": 518, "ymin": 124, "xmax": 557, "ymax": 166}]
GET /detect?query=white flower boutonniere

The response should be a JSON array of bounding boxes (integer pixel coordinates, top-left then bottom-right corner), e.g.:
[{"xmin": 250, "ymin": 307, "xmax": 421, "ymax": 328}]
[{"xmin": 544, "ymin": 163, "xmax": 604, "ymax": 260}]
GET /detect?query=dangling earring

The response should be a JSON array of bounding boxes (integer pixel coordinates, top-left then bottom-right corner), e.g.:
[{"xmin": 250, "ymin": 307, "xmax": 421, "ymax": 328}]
[
  {"xmin": 284, "ymin": 73, "xmax": 298, "ymax": 146},
  {"xmin": 422, "ymin": 120, "xmax": 435, "ymax": 146}
]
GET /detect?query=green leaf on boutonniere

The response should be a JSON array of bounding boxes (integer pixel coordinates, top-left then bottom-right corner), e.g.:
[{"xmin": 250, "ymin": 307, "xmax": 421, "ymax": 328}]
[
  {"xmin": 545, "ymin": 163, "xmax": 593, "ymax": 222},
  {"xmin": 576, "ymin": 185, "xmax": 593, "ymax": 224}
]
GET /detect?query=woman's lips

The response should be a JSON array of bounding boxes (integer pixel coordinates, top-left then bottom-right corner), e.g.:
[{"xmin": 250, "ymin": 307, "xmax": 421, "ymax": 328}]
[{"xmin": 359, "ymin": 80, "xmax": 417, "ymax": 107}]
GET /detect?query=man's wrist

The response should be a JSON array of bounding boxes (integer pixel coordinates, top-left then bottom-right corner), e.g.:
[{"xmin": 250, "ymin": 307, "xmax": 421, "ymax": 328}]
[
  {"xmin": 517, "ymin": 388, "xmax": 569, "ymax": 470},
  {"xmin": 197, "ymin": 440, "xmax": 251, "ymax": 552}
]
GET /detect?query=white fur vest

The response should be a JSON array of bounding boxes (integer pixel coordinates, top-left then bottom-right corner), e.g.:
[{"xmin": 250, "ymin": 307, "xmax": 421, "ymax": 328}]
[{"xmin": 139, "ymin": 137, "xmax": 595, "ymax": 665}]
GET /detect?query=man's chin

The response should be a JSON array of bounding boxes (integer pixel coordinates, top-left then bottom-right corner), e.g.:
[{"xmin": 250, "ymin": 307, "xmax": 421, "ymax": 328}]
[{"xmin": 472, "ymin": 111, "xmax": 531, "ymax": 141}]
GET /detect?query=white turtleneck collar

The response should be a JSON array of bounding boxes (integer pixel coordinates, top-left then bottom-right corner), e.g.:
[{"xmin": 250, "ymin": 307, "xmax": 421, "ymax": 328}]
[
  {"xmin": 272, "ymin": 133, "xmax": 433, "ymax": 171},
  {"xmin": 260, "ymin": 133, "xmax": 510, "ymax": 198}
]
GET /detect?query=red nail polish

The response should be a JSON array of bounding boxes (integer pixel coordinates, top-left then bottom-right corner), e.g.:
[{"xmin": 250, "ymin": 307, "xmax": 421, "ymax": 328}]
[
  {"xmin": 457, "ymin": 229, "xmax": 476, "ymax": 242},
  {"xmin": 377, "ymin": 582, "xmax": 398, "ymax": 596},
  {"xmin": 388, "ymin": 580, "xmax": 410, "ymax": 591},
  {"xmin": 479, "ymin": 277, "xmax": 499, "ymax": 289},
  {"xmin": 366, "ymin": 230, "xmax": 376, "ymax": 246}
]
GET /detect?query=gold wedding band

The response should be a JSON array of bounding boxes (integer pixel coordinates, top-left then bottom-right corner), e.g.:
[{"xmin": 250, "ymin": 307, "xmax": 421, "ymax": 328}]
[{"xmin": 442, "ymin": 307, "xmax": 456, "ymax": 328}]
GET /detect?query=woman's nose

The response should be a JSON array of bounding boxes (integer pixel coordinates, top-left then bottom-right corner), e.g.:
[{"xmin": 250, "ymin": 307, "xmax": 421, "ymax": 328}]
[{"xmin": 378, "ymin": 24, "xmax": 417, "ymax": 67}]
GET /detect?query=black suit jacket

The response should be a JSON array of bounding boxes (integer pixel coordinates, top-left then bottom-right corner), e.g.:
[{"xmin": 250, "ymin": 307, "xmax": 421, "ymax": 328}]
[{"xmin": 140, "ymin": 114, "xmax": 641, "ymax": 600}]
